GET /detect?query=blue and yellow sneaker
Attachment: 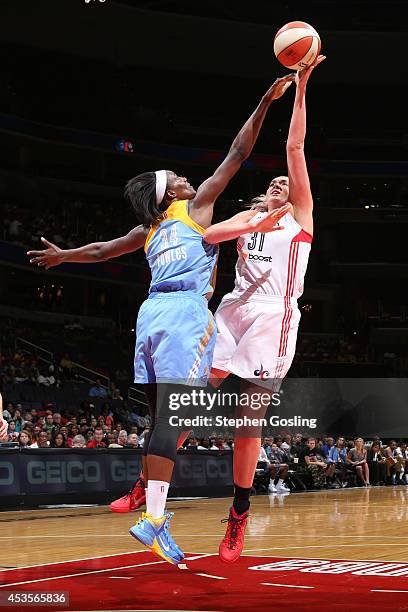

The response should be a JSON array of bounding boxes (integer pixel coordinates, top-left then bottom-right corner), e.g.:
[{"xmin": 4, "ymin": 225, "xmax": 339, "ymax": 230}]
[{"xmin": 129, "ymin": 511, "xmax": 184, "ymax": 565}]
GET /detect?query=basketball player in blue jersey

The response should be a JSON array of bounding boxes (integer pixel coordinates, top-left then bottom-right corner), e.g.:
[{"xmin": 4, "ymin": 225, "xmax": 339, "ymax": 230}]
[{"xmin": 27, "ymin": 74, "xmax": 294, "ymax": 565}]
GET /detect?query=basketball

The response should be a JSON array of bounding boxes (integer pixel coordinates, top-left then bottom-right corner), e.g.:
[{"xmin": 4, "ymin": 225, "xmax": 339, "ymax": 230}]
[{"xmin": 274, "ymin": 21, "xmax": 321, "ymax": 70}]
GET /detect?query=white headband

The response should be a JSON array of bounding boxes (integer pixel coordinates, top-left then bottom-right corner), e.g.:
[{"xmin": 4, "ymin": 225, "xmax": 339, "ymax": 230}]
[{"xmin": 155, "ymin": 170, "xmax": 167, "ymax": 205}]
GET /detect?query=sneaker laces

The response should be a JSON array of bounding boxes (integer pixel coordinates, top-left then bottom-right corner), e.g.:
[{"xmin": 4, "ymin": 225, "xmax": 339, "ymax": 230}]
[
  {"xmin": 133, "ymin": 478, "xmax": 145, "ymax": 492},
  {"xmin": 163, "ymin": 512, "xmax": 174, "ymax": 536},
  {"xmin": 134, "ymin": 513, "xmax": 146, "ymax": 528},
  {"xmin": 163, "ymin": 512, "xmax": 182, "ymax": 554},
  {"xmin": 221, "ymin": 513, "xmax": 245, "ymax": 550}
]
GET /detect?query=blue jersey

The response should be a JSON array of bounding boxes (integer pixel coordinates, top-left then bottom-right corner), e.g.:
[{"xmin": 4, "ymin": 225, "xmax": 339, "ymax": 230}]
[{"xmin": 144, "ymin": 200, "xmax": 218, "ymax": 297}]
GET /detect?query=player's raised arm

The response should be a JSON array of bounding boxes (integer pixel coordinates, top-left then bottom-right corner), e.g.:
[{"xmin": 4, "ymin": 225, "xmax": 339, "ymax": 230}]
[
  {"xmin": 189, "ymin": 75, "xmax": 295, "ymax": 228},
  {"xmin": 27, "ymin": 225, "xmax": 148, "ymax": 270},
  {"xmin": 286, "ymin": 55, "xmax": 325, "ymax": 235},
  {"xmin": 203, "ymin": 204, "xmax": 290, "ymax": 244}
]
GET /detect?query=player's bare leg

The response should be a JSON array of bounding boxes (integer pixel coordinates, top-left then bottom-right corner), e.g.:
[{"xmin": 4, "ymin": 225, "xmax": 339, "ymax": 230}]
[
  {"xmin": 208, "ymin": 367, "xmax": 230, "ymax": 389},
  {"xmin": 219, "ymin": 380, "xmax": 270, "ymax": 563}
]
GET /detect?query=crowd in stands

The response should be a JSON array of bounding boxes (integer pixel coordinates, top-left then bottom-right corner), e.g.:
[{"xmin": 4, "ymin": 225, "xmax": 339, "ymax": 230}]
[
  {"xmin": 294, "ymin": 335, "xmax": 370, "ymax": 365},
  {"xmin": 257, "ymin": 435, "xmax": 408, "ymax": 493},
  {"xmin": 1, "ymin": 398, "xmax": 151, "ymax": 450},
  {"xmin": 0, "ymin": 316, "xmax": 133, "ymax": 391},
  {"xmin": 3, "ymin": 196, "xmax": 137, "ymax": 259},
  {"xmin": 0, "ymin": 399, "xmax": 238, "ymax": 454},
  {"xmin": 2, "ymin": 398, "xmax": 408, "ymax": 495}
]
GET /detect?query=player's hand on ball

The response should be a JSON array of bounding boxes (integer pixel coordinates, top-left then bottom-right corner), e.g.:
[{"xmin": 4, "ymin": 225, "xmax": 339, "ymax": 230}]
[
  {"xmin": 265, "ymin": 74, "xmax": 296, "ymax": 102},
  {"xmin": 250, "ymin": 203, "xmax": 291, "ymax": 233},
  {"xmin": 296, "ymin": 54, "xmax": 326, "ymax": 88},
  {"xmin": 0, "ymin": 416, "xmax": 8, "ymax": 441},
  {"xmin": 27, "ymin": 237, "xmax": 63, "ymax": 270}
]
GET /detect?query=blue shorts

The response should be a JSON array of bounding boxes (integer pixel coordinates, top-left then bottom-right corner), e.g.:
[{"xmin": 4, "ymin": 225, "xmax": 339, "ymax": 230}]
[{"xmin": 134, "ymin": 292, "xmax": 216, "ymax": 386}]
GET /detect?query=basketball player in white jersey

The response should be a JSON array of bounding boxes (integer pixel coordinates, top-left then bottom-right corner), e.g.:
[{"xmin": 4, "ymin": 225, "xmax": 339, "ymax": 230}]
[{"xmin": 204, "ymin": 55, "xmax": 326, "ymax": 563}]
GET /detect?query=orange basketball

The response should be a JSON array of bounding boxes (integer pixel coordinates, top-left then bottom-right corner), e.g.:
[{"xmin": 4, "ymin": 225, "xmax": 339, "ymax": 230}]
[{"xmin": 274, "ymin": 21, "xmax": 321, "ymax": 70}]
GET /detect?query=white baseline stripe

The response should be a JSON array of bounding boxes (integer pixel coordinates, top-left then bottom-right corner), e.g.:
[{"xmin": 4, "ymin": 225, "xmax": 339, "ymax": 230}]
[
  {"xmin": 0, "ymin": 549, "xmax": 148, "ymax": 573},
  {"xmin": 262, "ymin": 583, "xmax": 314, "ymax": 589},
  {"xmin": 243, "ymin": 544, "xmax": 408, "ymax": 552},
  {"xmin": 372, "ymin": 589, "xmax": 408, "ymax": 593},
  {"xmin": 195, "ymin": 573, "xmax": 226, "ymax": 580},
  {"xmin": 0, "ymin": 560, "xmax": 166, "ymax": 589},
  {"xmin": 254, "ymin": 553, "xmax": 408, "ymax": 564}
]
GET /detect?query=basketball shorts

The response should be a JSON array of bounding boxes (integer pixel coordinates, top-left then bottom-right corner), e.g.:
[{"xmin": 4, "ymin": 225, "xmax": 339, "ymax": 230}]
[
  {"xmin": 212, "ymin": 293, "xmax": 301, "ymax": 390},
  {"xmin": 134, "ymin": 292, "xmax": 216, "ymax": 386}
]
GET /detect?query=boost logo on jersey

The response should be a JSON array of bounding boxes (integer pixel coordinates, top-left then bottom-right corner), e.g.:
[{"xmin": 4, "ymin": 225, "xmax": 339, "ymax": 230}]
[
  {"xmin": 248, "ymin": 253, "xmax": 273, "ymax": 262},
  {"xmin": 254, "ymin": 364, "xmax": 270, "ymax": 380}
]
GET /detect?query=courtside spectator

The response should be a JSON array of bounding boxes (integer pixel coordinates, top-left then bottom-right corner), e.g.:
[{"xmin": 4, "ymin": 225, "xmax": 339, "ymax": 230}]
[
  {"xmin": 30, "ymin": 431, "xmax": 50, "ymax": 448},
  {"xmin": 291, "ymin": 433, "xmax": 305, "ymax": 458},
  {"xmin": 367, "ymin": 441, "xmax": 387, "ymax": 486},
  {"xmin": 383, "ymin": 440, "xmax": 405, "ymax": 485},
  {"xmin": 281, "ymin": 434, "xmax": 293, "ymax": 454},
  {"xmin": 322, "ymin": 436, "xmax": 335, "ymax": 457},
  {"xmin": 59, "ymin": 426, "xmax": 72, "ymax": 446},
  {"xmin": 53, "ymin": 413, "xmax": 63, "ymax": 427},
  {"xmin": 209, "ymin": 438, "xmax": 219, "ymax": 450},
  {"xmin": 126, "ymin": 433, "xmax": 139, "ymax": 449},
  {"xmin": 399, "ymin": 442, "xmax": 408, "ymax": 484},
  {"xmin": 86, "ymin": 427, "xmax": 106, "ymax": 448},
  {"xmin": 7, "ymin": 421, "xmax": 16, "ymax": 441},
  {"xmin": 328, "ymin": 436, "xmax": 348, "ymax": 487},
  {"xmin": 301, "ymin": 437, "xmax": 335, "ymax": 489},
  {"xmin": 51, "ymin": 431, "xmax": 69, "ymax": 448},
  {"xmin": 44, "ymin": 414, "xmax": 56, "ymax": 433},
  {"xmin": 19, "ymin": 430, "xmax": 32, "ymax": 448},
  {"xmin": 347, "ymin": 438, "xmax": 370, "ymax": 486},
  {"xmin": 258, "ymin": 443, "xmax": 275, "ymax": 492},
  {"xmin": 186, "ymin": 436, "xmax": 206, "ymax": 450},
  {"xmin": 117, "ymin": 430, "xmax": 128, "ymax": 447},
  {"xmin": 13, "ymin": 409, "xmax": 23, "ymax": 432},
  {"xmin": 2, "ymin": 403, "xmax": 13, "ymax": 422},
  {"xmin": 267, "ymin": 443, "xmax": 290, "ymax": 493},
  {"xmin": 72, "ymin": 434, "xmax": 87, "ymax": 448},
  {"xmin": 88, "ymin": 379, "xmax": 108, "ymax": 399},
  {"xmin": 23, "ymin": 412, "xmax": 33, "ymax": 428}
]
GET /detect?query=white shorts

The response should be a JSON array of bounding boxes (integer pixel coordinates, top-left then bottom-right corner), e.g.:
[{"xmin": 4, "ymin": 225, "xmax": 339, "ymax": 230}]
[{"xmin": 212, "ymin": 293, "xmax": 301, "ymax": 390}]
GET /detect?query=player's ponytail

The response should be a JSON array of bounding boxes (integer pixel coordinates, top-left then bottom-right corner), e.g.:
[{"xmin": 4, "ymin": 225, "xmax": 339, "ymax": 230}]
[
  {"xmin": 124, "ymin": 171, "xmax": 168, "ymax": 227},
  {"xmin": 249, "ymin": 194, "xmax": 268, "ymax": 211}
]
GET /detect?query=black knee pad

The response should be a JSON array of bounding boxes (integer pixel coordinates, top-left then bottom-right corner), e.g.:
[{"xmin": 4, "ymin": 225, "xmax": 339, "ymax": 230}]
[{"xmin": 147, "ymin": 416, "xmax": 181, "ymax": 462}]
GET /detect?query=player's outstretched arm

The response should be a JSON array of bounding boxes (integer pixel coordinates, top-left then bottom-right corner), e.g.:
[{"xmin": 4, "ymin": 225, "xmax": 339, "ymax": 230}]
[
  {"xmin": 286, "ymin": 55, "xmax": 325, "ymax": 235},
  {"xmin": 190, "ymin": 75, "xmax": 295, "ymax": 228},
  {"xmin": 27, "ymin": 225, "xmax": 148, "ymax": 270},
  {"xmin": 203, "ymin": 204, "xmax": 290, "ymax": 244}
]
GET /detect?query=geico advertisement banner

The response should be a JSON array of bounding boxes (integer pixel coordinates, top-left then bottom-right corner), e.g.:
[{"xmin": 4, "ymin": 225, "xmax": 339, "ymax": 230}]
[
  {"xmin": 0, "ymin": 449, "xmax": 143, "ymax": 494},
  {"xmin": 0, "ymin": 450, "xmax": 232, "ymax": 496}
]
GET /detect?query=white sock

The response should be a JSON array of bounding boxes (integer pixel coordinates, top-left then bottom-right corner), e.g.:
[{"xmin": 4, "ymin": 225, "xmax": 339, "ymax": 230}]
[
  {"xmin": 147, "ymin": 480, "xmax": 169, "ymax": 519},
  {"xmin": 277, "ymin": 478, "xmax": 284, "ymax": 486}
]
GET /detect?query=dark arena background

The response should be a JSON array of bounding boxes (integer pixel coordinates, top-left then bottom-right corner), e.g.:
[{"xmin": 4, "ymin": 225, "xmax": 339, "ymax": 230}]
[{"xmin": 0, "ymin": 1, "xmax": 408, "ymax": 611}]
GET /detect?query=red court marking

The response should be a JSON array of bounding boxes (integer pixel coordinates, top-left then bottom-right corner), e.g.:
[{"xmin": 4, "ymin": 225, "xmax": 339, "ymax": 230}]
[{"xmin": 1, "ymin": 553, "xmax": 408, "ymax": 610}]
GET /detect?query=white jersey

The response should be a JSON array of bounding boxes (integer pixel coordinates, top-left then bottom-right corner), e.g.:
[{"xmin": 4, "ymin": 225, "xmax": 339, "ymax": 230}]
[{"xmin": 232, "ymin": 212, "xmax": 312, "ymax": 301}]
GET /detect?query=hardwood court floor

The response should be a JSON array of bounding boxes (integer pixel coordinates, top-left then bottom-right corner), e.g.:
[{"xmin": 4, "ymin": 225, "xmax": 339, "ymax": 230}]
[{"xmin": 1, "ymin": 486, "xmax": 408, "ymax": 569}]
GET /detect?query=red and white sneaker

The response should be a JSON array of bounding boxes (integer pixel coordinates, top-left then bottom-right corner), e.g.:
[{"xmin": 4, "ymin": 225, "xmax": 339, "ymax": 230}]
[
  {"xmin": 110, "ymin": 478, "xmax": 146, "ymax": 513},
  {"xmin": 218, "ymin": 506, "xmax": 249, "ymax": 563}
]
